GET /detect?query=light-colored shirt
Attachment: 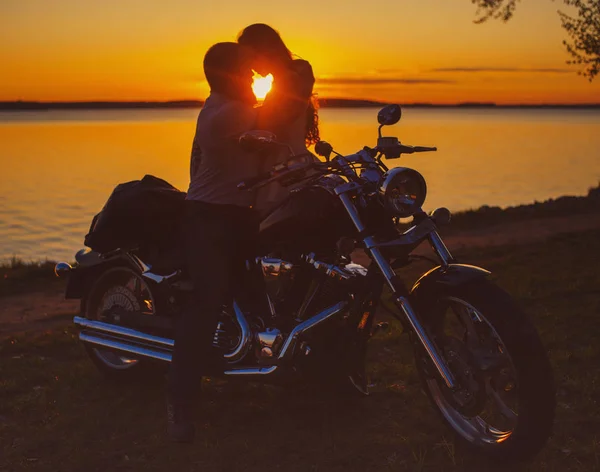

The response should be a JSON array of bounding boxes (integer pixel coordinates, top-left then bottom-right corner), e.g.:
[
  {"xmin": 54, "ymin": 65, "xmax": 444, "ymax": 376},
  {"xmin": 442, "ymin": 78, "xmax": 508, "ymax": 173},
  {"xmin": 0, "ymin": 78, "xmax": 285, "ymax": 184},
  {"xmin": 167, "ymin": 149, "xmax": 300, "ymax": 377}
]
[
  {"xmin": 186, "ymin": 93, "xmax": 259, "ymax": 207},
  {"xmin": 254, "ymin": 60, "xmax": 316, "ymax": 216},
  {"xmin": 187, "ymin": 62, "xmax": 315, "ymax": 212}
]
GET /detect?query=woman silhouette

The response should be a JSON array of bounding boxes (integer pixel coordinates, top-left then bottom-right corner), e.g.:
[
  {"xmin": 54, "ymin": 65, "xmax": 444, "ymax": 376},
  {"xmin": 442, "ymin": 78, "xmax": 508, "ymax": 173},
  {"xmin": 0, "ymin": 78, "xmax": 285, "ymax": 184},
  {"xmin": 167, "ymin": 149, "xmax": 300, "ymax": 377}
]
[
  {"xmin": 238, "ymin": 23, "xmax": 319, "ymax": 151},
  {"xmin": 238, "ymin": 24, "xmax": 320, "ymax": 215}
]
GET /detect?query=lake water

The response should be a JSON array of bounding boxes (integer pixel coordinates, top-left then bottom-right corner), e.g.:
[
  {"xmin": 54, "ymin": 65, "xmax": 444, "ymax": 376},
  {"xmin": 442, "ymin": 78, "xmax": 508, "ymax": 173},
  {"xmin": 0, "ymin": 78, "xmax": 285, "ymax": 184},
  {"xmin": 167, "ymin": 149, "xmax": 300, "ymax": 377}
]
[{"xmin": 1, "ymin": 107, "xmax": 599, "ymax": 262}]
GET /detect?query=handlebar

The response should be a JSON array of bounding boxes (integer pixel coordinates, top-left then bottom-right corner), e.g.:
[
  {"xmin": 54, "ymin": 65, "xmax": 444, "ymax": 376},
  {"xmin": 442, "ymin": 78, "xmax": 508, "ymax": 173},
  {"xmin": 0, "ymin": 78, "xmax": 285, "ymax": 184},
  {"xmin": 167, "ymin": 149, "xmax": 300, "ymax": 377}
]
[
  {"xmin": 395, "ymin": 144, "xmax": 437, "ymax": 154},
  {"xmin": 413, "ymin": 146, "xmax": 437, "ymax": 153},
  {"xmin": 238, "ymin": 155, "xmax": 327, "ymax": 191},
  {"xmin": 238, "ymin": 142, "xmax": 437, "ymax": 190}
]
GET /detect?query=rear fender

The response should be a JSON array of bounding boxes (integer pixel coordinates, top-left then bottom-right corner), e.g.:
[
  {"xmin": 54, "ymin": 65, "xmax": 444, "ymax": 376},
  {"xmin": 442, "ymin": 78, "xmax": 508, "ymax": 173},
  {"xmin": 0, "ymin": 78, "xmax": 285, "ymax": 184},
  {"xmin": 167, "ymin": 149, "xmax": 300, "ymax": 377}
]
[{"xmin": 65, "ymin": 250, "xmax": 142, "ymax": 300}]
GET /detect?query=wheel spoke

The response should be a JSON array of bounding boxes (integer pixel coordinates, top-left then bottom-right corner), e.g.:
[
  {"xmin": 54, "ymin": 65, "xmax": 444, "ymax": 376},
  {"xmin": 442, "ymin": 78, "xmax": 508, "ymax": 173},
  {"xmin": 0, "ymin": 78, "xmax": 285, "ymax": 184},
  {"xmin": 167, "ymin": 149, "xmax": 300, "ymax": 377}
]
[
  {"xmin": 474, "ymin": 416, "xmax": 491, "ymax": 436},
  {"xmin": 132, "ymin": 276, "xmax": 142, "ymax": 299},
  {"xmin": 474, "ymin": 416, "xmax": 512, "ymax": 441},
  {"xmin": 488, "ymin": 382, "xmax": 518, "ymax": 423},
  {"xmin": 451, "ymin": 302, "xmax": 481, "ymax": 348},
  {"xmin": 425, "ymin": 296, "xmax": 519, "ymax": 446},
  {"xmin": 88, "ymin": 270, "xmax": 155, "ymax": 370}
]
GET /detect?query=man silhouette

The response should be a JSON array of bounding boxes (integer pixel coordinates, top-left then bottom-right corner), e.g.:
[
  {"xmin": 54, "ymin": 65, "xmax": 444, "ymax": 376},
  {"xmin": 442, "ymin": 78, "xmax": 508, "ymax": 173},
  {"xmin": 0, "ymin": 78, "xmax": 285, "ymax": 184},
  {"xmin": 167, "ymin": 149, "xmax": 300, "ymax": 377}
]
[
  {"xmin": 167, "ymin": 41, "xmax": 307, "ymax": 442},
  {"xmin": 166, "ymin": 42, "xmax": 258, "ymax": 443}
]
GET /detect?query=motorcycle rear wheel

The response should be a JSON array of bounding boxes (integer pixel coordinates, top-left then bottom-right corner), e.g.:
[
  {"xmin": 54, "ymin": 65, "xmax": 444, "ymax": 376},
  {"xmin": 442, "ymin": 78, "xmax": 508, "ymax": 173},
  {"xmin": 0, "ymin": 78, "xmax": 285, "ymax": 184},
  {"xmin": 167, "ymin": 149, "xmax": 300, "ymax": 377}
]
[
  {"xmin": 412, "ymin": 278, "xmax": 555, "ymax": 461},
  {"xmin": 83, "ymin": 266, "xmax": 163, "ymax": 381}
]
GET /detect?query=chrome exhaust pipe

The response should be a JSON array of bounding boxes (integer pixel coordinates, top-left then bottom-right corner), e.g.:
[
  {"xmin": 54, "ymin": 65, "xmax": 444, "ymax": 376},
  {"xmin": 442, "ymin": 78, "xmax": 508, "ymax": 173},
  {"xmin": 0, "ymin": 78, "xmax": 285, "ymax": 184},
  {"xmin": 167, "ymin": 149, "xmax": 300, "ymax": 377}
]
[
  {"xmin": 79, "ymin": 330, "xmax": 277, "ymax": 376},
  {"xmin": 79, "ymin": 331, "xmax": 172, "ymax": 362},
  {"xmin": 75, "ymin": 301, "xmax": 347, "ymax": 375},
  {"xmin": 74, "ymin": 300, "xmax": 252, "ymax": 364},
  {"xmin": 74, "ymin": 316, "xmax": 174, "ymax": 348},
  {"xmin": 225, "ymin": 301, "xmax": 252, "ymax": 363},
  {"xmin": 224, "ymin": 366, "xmax": 278, "ymax": 376},
  {"xmin": 73, "ymin": 316, "xmax": 274, "ymax": 375}
]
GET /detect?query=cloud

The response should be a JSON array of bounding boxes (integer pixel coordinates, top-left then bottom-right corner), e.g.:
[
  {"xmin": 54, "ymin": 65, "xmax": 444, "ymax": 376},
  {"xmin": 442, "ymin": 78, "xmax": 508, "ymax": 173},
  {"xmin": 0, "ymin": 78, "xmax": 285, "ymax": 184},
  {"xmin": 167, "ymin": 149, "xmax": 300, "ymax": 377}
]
[
  {"xmin": 372, "ymin": 68, "xmax": 405, "ymax": 74},
  {"xmin": 431, "ymin": 67, "xmax": 572, "ymax": 73},
  {"xmin": 316, "ymin": 76, "xmax": 456, "ymax": 85}
]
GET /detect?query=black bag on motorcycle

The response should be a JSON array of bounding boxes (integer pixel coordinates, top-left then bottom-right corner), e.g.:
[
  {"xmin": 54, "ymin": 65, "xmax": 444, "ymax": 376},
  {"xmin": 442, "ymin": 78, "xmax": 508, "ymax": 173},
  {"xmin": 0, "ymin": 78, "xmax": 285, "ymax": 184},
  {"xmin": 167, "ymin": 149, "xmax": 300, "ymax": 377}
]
[{"xmin": 84, "ymin": 175, "xmax": 186, "ymax": 254}]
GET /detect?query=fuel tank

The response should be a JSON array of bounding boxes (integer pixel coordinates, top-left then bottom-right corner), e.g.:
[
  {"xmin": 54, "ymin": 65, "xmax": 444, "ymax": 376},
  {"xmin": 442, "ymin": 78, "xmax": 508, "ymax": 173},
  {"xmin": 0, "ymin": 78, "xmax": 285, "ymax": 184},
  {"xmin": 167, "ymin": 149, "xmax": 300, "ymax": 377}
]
[{"xmin": 258, "ymin": 176, "xmax": 355, "ymax": 254}]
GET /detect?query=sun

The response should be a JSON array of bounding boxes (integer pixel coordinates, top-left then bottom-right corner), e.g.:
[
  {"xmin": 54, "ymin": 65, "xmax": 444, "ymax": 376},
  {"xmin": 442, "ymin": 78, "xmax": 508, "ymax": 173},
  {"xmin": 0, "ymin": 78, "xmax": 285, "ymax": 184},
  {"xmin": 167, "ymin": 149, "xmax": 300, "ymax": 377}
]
[{"xmin": 252, "ymin": 73, "xmax": 273, "ymax": 100}]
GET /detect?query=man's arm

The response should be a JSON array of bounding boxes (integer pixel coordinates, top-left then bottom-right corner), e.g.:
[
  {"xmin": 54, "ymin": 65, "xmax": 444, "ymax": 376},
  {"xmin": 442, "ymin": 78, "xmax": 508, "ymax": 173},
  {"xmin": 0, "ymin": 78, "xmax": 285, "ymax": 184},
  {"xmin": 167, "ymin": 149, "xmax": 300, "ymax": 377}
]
[{"xmin": 210, "ymin": 100, "xmax": 258, "ymax": 140}]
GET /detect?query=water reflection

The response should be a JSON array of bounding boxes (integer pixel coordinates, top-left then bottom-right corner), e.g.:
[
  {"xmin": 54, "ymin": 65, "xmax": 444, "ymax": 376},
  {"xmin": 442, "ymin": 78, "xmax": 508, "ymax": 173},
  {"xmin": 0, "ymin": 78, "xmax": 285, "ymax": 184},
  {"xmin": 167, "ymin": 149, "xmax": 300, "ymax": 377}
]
[{"xmin": 1, "ymin": 108, "xmax": 599, "ymax": 261}]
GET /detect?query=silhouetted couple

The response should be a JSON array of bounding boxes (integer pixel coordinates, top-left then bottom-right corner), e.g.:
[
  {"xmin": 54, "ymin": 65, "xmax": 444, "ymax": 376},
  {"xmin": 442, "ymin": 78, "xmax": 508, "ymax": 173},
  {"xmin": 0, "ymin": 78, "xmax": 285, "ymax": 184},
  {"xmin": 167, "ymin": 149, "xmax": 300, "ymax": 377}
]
[{"xmin": 167, "ymin": 24, "xmax": 319, "ymax": 442}]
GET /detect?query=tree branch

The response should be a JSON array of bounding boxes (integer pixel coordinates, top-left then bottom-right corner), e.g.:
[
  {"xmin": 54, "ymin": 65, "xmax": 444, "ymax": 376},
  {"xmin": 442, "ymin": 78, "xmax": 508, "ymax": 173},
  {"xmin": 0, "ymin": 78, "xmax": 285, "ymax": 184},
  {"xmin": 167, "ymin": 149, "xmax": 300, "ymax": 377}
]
[
  {"xmin": 472, "ymin": 0, "xmax": 520, "ymax": 23},
  {"xmin": 472, "ymin": 0, "xmax": 600, "ymax": 80},
  {"xmin": 558, "ymin": 0, "xmax": 600, "ymax": 81}
]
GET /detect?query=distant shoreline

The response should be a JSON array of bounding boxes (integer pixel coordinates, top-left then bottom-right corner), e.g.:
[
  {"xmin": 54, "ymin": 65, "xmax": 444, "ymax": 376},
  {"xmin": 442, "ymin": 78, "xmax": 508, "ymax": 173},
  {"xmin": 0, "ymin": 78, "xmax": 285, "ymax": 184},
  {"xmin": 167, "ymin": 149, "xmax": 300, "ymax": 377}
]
[{"xmin": 1, "ymin": 99, "xmax": 600, "ymax": 111}]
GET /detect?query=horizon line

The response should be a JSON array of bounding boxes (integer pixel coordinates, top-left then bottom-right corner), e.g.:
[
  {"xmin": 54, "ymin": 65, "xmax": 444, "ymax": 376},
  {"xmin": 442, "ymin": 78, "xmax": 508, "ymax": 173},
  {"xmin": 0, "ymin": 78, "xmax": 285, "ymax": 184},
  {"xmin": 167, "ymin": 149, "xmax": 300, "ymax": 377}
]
[{"xmin": 2, "ymin": 99, "xmax": 600, "ymax": 110}]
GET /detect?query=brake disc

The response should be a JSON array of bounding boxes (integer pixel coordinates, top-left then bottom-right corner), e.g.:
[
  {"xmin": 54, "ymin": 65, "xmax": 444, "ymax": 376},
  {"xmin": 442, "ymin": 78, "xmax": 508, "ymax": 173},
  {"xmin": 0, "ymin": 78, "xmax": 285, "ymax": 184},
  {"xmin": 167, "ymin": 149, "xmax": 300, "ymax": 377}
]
[{"xmin": 439, "ymin": 336, "xmax": 488, "ymax": 418}]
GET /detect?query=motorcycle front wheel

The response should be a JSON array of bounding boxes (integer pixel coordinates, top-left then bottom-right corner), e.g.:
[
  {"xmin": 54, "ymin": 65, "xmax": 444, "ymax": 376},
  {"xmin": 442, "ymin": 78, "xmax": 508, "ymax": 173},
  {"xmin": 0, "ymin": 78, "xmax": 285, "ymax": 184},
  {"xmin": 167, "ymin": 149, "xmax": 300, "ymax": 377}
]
[{"xmin": 411, "ymin": 278, "xmax": 555, "ymax": 461}]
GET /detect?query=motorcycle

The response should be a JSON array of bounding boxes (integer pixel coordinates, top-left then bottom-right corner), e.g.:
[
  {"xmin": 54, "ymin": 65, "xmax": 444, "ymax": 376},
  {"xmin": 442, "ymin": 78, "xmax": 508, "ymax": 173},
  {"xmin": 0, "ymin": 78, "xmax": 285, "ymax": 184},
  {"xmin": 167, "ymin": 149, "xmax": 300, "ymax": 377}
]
[{"xmin": 55, "ymin": 104, "xmax": 554, "ymax": 460}]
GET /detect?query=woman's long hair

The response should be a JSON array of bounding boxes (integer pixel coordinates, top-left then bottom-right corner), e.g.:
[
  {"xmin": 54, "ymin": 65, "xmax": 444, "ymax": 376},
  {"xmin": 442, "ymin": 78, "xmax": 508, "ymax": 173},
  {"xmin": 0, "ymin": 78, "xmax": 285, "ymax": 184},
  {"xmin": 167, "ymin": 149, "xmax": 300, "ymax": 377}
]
[{"xmin": 238, "ymin": 24, "xmax": 320, "ymax": 146}]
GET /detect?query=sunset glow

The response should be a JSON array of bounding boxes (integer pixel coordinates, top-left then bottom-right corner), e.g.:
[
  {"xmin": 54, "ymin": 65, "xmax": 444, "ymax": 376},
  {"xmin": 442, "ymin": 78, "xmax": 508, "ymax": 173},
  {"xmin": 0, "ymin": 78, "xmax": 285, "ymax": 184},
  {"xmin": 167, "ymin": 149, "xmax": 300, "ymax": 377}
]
[
  {"xmin": 252, "ymin": 74, "xmax": 273, "ymax": 100},
  {"xmin": 1, "ymin": 0, "xmax": 600, "ymax": 104}
]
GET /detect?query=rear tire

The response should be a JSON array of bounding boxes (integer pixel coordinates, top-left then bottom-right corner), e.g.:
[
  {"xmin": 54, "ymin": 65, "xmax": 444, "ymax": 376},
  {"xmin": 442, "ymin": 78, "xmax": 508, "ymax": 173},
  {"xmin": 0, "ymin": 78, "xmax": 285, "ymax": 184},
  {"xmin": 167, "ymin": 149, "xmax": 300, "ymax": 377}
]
[
  {"xmin": 412, "ymin": 278, "xmax": 555, "ymax": 461},
  {"xmin": 83, "ymin": 266, "xmax": 164, "ymax": 382}
]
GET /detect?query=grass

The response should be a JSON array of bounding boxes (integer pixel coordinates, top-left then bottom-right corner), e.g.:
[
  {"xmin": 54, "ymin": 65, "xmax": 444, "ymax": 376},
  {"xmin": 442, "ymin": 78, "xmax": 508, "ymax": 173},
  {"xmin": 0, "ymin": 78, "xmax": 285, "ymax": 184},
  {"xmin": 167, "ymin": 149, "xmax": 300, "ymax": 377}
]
[
  {"xmin": 1, "ymin": 229, "xmax": 599, "ymax": 471},
  {"xmin": 445, "ymin": 182, "xmax": 600, "ymax": 232},
  {"xmin": 0, "ymin": 257, "xmax": 62, "ymax": 298}
]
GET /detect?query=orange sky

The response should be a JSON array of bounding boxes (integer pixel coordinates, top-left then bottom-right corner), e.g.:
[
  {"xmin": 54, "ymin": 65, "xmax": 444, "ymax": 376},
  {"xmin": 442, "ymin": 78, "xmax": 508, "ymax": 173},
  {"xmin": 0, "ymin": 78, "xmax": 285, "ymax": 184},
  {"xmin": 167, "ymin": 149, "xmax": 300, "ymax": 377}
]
[{"xmin": 2, "ymin": 0, "xmax": 600, "ymax": 104}]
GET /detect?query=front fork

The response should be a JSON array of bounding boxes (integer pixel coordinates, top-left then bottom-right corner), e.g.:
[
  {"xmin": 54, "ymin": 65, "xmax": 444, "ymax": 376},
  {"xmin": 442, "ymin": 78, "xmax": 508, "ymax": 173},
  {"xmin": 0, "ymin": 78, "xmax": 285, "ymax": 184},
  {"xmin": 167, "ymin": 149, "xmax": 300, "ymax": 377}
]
[{"xmin": 337, "ymin": 192, "xmax": 457, "ymax": 389}]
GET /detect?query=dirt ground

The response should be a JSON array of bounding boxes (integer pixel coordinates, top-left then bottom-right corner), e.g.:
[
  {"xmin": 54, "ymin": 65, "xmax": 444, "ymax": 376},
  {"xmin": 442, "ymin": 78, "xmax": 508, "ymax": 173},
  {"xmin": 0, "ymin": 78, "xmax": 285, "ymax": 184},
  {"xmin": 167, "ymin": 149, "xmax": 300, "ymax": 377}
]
[
  {"xmin": 0, "ymin": 287, "xmax": 79, "ymax": 337},
  {"xmin": 1, "ymin": 211, "xmax": 599, "ymax": 338}
]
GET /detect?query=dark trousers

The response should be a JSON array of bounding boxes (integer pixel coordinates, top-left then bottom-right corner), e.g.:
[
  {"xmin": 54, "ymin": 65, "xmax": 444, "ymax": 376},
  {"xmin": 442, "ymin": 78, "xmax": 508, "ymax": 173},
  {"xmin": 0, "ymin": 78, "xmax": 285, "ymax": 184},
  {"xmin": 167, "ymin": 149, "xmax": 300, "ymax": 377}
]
[{"xmin": 168, "ymin": 200, "xmax": 259, "ymax": 409}]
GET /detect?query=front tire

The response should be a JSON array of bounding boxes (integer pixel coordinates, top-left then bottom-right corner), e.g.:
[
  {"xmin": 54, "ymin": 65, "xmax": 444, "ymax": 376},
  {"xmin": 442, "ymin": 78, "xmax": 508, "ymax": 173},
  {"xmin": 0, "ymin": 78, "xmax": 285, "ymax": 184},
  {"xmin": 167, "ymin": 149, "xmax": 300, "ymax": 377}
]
[{"xmin": 412, "ymin": 278, "xmax": 555, "ymax": 461}]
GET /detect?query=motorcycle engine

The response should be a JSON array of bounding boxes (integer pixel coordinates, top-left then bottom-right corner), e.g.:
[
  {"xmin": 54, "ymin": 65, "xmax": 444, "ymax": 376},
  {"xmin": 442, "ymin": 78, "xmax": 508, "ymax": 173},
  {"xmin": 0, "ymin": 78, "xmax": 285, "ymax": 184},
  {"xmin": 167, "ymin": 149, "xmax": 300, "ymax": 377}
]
[{"xmin": 258, "ymin": 257, "xmax": 297, "ymax": 313}]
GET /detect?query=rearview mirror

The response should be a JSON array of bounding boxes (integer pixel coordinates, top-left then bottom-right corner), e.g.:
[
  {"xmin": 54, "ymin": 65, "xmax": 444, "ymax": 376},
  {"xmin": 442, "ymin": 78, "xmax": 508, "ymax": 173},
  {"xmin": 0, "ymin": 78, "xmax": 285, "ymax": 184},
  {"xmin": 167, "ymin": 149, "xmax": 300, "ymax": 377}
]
[
  {"xmin": 314, "ymin": 140, "xmax": 333, "ymax": 160},
  {"xmin": 377, "ymin": 104, "xmax": 402, "ymax": 126},
  {"xmin": 239, "ymin": 130, "xmax": 278, "ymax": 152}
]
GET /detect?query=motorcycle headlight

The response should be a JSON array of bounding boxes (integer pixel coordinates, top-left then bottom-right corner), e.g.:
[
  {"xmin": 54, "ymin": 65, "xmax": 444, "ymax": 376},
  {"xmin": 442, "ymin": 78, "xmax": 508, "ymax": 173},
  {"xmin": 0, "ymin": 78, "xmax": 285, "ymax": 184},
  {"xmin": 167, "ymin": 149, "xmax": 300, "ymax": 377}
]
[{"xmin": 378, "ymin": 167, "xmax": 427, "ymax": 217}]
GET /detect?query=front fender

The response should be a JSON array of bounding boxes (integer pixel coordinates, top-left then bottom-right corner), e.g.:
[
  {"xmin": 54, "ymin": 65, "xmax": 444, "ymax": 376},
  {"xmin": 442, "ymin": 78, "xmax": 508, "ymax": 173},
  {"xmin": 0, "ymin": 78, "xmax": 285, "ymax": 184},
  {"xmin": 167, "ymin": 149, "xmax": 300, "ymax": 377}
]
[{"xmin": 410, "ymin": 263, "xmax": 490, "ymax": 298}]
